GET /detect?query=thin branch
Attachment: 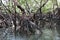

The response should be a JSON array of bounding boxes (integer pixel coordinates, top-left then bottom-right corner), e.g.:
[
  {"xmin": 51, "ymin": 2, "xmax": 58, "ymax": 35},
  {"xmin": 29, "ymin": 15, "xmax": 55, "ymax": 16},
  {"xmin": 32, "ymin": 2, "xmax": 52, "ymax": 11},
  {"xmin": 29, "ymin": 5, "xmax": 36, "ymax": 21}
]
[
  {"xmin": 56, "ymin": 0, "xmax": 58, "ymax": 8},
  {"xmin": 17, "ymin": 4, "xmax": 26, "ymax": 14},
  {"xmin": 1, "ymin": 0, "xmax": 12, "ymax": 13},
  {"xmin": 36, "ymin": 0, "xmax": 48, "ymax": 13},
  {"xmin": 13, "ymin": 0, "xmax": 26, "ymax": 14},
  {"xmin": 34, "ymin": 0, "xmax": 40, "ymax": 6},
  {"xmin": 25, "ymin": 0, "xmax": 31, "ymax": 14}
]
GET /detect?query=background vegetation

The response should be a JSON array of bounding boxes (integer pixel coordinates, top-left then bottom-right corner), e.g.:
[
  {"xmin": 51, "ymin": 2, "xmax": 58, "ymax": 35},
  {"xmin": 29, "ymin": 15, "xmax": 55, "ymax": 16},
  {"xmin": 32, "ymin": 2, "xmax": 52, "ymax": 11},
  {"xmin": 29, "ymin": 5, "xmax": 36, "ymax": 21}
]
[{"xmin": 1, "ymin": 0, "xmax": 60, "ymax": 14}]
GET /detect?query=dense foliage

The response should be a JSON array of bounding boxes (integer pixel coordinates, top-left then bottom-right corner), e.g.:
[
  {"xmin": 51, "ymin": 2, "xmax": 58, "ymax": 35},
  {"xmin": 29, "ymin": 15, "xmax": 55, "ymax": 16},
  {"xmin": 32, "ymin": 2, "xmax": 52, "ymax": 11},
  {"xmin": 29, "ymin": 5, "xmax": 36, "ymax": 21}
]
[{"xmin": 0, "ymin": 0, "xmax": 60, "ymax": 35}]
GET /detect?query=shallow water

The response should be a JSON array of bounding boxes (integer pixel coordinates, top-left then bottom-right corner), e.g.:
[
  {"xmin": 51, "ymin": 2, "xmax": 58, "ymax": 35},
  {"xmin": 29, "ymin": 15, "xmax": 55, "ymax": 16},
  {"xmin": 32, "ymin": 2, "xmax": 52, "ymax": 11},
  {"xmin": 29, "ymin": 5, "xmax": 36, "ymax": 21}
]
[{"xmin": 0, "ymin": 28, "xmax": 60, "ymax": 40}]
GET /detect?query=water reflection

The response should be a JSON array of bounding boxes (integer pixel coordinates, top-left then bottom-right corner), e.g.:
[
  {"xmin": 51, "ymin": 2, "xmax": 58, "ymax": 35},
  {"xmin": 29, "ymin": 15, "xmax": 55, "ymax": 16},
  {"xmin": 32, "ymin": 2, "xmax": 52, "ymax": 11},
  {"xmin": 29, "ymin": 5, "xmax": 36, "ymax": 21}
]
[{"xmin": 0, "ymin": 28, "xmax": 60, "ymax": 40}]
